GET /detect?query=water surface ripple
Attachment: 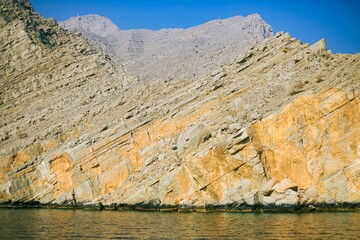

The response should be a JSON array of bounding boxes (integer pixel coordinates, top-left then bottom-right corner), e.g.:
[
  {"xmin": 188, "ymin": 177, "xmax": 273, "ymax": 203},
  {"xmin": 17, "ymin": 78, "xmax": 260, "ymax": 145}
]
[{"xmin": 0, "ymin": 209, "xmax": 359, "ymax": 239}]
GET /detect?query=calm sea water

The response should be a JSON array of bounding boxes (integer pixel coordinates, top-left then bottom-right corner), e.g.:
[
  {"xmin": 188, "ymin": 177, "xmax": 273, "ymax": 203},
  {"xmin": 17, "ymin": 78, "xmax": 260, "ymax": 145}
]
[{"xmin": 0, "ymin": 209, "xmax": 359, "ymax": 239}]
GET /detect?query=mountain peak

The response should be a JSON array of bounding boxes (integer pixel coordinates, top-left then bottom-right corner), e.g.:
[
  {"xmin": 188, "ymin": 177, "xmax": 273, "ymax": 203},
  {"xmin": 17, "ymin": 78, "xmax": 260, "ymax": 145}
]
[
  {"xmin": 61, "ymin": 14, "xmax": 273, "ymax": 81},
  {"xmin": 247, "ymin": 13, "xmax": 262, "ymax": 19},
  {"xmin": 59, "ymin": 14, "xmax": 120, "ymax": 37}
]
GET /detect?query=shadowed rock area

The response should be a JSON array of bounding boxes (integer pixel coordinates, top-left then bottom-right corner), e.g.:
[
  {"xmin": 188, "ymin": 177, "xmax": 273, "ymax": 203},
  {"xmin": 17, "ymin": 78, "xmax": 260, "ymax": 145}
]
[
  {"xmin": 0, "ymin": 0, "xmax": 359, "ymax": 212},
  {"xmin": 60, "ymin": 14, "xmax": 273, "ymax": 82}
]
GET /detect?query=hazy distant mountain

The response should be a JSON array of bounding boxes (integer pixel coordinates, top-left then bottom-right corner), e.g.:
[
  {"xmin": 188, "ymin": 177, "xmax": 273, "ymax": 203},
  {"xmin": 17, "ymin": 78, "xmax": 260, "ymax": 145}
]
[
  {"xmin": 60, "ymin": 14, "xmax": 120, "ymax": 37},
  {"xmin": 60, "ymin": 14, "xmax": 273, "ymax": 81}
]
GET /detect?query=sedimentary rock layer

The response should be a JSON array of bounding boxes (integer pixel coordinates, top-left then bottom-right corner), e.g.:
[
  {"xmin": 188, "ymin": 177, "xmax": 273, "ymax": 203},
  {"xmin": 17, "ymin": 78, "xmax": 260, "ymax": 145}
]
[{"xmin": 0, "ymin": 0, "xmax": 359, "ymax": 211}]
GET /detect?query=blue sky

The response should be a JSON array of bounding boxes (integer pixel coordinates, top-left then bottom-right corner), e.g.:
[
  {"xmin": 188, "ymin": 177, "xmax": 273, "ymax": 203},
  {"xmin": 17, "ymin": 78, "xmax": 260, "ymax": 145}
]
[{"xmin": 31, "ymin": 0, "xmax": 360, "ymax": 54}]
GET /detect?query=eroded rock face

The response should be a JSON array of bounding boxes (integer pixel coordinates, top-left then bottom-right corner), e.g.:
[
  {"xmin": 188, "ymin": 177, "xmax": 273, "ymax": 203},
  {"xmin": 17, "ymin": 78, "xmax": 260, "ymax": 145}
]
[
  {"xmin": 0, "ymin": 0, "xmax": 359, "ymax": 210},
  {"xmin": 60, "ymin": 14, "xmax": 273, "ymax": 82}
]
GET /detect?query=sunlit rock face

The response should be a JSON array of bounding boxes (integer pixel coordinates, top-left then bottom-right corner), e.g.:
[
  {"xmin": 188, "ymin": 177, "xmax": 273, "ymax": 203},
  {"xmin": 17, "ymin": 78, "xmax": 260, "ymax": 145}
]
[{"xmin": 0, "ymin": 0, "xmax": 359, "ymax": 210}]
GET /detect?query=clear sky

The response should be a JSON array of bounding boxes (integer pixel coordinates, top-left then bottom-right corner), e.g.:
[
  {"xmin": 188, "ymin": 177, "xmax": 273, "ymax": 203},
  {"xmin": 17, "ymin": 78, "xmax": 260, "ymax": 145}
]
[{"xmin": 30, "ymin": 0, "xmax": 360, "ymax": 54}]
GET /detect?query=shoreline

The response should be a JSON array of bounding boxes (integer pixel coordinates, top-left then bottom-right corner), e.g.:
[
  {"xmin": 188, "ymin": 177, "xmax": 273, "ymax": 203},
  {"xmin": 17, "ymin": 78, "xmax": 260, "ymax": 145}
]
[{"xmin": 1, "ymin": 202, "xmax": 359, "ymax": 213}]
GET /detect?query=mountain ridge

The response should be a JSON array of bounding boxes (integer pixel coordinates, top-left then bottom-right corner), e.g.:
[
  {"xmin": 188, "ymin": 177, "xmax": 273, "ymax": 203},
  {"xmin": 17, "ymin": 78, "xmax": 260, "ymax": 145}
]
[{"xmin": 60, "ymin": 13, "xmax": 273, "ymax": 81}]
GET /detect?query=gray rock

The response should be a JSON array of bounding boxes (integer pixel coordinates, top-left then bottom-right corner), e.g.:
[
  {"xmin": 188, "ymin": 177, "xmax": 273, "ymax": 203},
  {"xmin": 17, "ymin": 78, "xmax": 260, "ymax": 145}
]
[
  {"xmin": 275, "ymin": 190, "xmax": 299, "ymax": 206},
  {"xmin": 228, "ymin": 123, "xmax": 242, "ymax": 134},
  {"xmin": 261, "ymin": 178, "xmax": 276, "ymax": 196},
  {"xmin": 179, "ymin": 199, "xmax": 193, "ymax": 208},
  {"xmin": 177, "ymin": 124, "xmax": 211, "ymax": 156}
]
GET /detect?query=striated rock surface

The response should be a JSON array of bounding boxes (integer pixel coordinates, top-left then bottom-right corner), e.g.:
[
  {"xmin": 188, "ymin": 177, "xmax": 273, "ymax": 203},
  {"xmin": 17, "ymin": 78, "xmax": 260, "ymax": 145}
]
[
  {"xmin": 60, "ymin": 14, "xmax": 273, "ymax": 82},
  {"xmin": 1, "ymin": 0, "xmax": 360, "ymax": 211}
]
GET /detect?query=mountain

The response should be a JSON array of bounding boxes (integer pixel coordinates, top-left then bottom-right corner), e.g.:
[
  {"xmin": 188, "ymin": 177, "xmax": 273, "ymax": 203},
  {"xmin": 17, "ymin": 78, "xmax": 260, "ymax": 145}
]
[
  {"xmin": 1, "ymin": 0, "xmax": 360, "ymax": 211},
  {"xmin": 60, "ymin": 14, "xmax": 120, "ymax": 37},
  {"xmin": 60, "ymin": 14, "xmax": 273, "ymax": 81}
]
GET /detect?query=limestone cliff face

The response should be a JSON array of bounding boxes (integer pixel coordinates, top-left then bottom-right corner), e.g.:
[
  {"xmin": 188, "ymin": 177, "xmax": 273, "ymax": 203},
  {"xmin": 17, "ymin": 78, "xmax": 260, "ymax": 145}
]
[{"xmin": 1, "ymin": 1, "xmax": 359, "ymax": 210}]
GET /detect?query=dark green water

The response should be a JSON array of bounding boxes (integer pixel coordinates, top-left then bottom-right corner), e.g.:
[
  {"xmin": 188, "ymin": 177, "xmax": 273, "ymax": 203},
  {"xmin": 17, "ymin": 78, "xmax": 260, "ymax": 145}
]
[{"xmin": 0, "ymin": 209, "xmax": 359, "ymax": 239}]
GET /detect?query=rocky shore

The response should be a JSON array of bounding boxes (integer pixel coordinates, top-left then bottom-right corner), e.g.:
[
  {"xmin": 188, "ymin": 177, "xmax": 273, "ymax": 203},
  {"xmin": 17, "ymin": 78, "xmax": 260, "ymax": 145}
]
[{"xmin": 1, "ymin": 201, "xmax": 360, "ymax": 214}]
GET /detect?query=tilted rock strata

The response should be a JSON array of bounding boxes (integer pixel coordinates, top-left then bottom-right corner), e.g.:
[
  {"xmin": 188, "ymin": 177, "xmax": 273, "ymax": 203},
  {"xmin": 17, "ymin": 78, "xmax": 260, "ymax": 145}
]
[
  {"xmin": 0, "ymin": 0, "xmax": 137, "ymax": 197},
  {"xmin": 0, "ymin": 0, "xmax": 141, "ymax": 157},
  {"xmin": 60, "ymin": 14, "xmax": 273, "ymax": 82},
  {"xmin": 1, "ymin": 1, "xmax": 360, "ymax": 211}
]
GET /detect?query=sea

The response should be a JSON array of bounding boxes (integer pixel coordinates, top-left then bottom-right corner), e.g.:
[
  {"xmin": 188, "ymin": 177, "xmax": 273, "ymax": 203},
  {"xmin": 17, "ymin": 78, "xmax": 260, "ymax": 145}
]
[{"xmin": 0, "ymin": 209, "xmax": 359, "ymax": 239}]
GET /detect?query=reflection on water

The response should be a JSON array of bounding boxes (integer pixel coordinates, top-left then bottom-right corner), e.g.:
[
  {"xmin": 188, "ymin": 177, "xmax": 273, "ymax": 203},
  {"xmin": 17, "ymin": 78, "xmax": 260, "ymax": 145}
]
[{"xmin": 0, "ymin": 209, "xmax": 359, "ymax": 239}]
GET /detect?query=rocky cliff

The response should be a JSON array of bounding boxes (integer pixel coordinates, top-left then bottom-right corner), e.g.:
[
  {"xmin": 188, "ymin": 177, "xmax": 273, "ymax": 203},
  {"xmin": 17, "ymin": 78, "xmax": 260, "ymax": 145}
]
[
  {"xmin": 60, "ymin": 14, "xmax": 273, "ymax": 82},
  {"xmin": 1, "ymin": 0, "xmax": 359, "ymax": 212}
]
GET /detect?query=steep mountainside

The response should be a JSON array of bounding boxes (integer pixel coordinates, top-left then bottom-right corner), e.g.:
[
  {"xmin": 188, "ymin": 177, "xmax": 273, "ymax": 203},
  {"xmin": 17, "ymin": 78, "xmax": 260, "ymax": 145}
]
[
  {"xmin": 60, "ymin": 14, "xmax": 273, "ymax": 81},
  {"xmin": 0, "ymin": 0, "xmax": 137, "ymax": 186},
  {"xmin": 1, "ymin": 0, "xmax": 359, "ymax": 211}
]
